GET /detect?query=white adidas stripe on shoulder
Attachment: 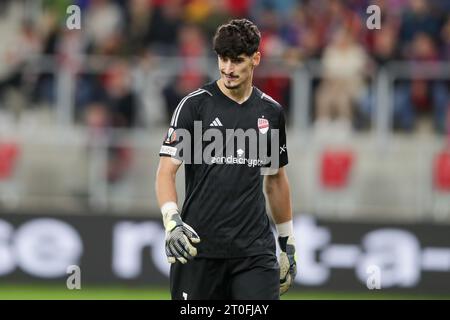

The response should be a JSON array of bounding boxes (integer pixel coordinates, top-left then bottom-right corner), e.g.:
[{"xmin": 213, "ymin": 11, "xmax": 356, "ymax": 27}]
[
  {"xmin": 170, "ymin": 89, "xmax": 201, "ymax": 126},
  {"xmin": 261, "ymin": 93, "xmax": 281, "ymax": 106},
  {"xmin": 170, "ymin": 89, "xmax": 210, "ymax": 126}
]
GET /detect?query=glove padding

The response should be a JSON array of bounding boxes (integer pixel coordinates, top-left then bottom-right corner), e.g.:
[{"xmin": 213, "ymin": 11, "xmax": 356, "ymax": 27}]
[
  {"xmin": 164, "ymin": 212, "xmax": 200, "ymax": 264},
  {"xmin": 278, "ymin": 235, "xmax": 297, "ymax": 295}
]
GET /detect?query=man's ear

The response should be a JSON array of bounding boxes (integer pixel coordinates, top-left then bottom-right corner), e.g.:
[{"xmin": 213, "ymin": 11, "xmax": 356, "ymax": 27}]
[{"xmin": 253, "ymin": 52, "xmax": 261, "ymax": 67}]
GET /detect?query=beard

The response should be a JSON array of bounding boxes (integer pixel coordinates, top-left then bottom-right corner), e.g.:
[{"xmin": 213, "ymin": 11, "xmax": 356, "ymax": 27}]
[
  {"xmin": 224, "ymin": 82, "xmax": 240, "ymax": 89},
  {"xmin": 223, "ymin": 75, "xmax": 241, "ymax": 89}
]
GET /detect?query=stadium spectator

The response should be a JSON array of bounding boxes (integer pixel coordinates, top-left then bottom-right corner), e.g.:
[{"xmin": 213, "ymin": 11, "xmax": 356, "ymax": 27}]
[
  {"xmin": 194, "ymin": 0, "xmax": 232, "ymax": 41},
  {"xmin": 249, "ymin": 0, "xmax": 298, "ymax": 25},
  {"xmin": 102, "ymin": 60, "xmax": 138, "ymax": 128},
  {"xmin": 146, "ymin": 0, "xmax": 184, "ymax": 55},
  {"xmin": 314, "ymin": 28, "xmax": 368, "ymax": 132},
  {"xmin": 254, "ymin": 7, "xmax": 292, "ymax": 115},
  {"xmin": 177, "ymin": 24, "xmax": 207, "ymax": 60},
  {"xmin": 84, "ymin": 0, "xmax": 124, "ymax": 54},
  {"xmin": 441, "ymin": 15, "xmax": 450, "ymax": 60},
  {"xmin": 319, "ymin": 0, "xmax": 364, "ymax": 50},
  {"xmin": 0, "ymin": 19, "xmax": 41, "ymax": 114},
  {"xmin": 124, "ymin": 0, "xmax": 154, "ymax": 54},
  {"xmin": 398, "ymin": 0, "xmax": 442, "ymax": 56},
  {"xmin": 281, "ymin": 4, "xmax": 322, "ymax": 61},
  {"xmin": 393, "ymin": 32, "xmax": 449, "ymax": 132},
  {"xmin": 83, "ymin": 99, "xmax": 133, "ymax": 184},
  {"xmin": 358, "ymin": 22, "xmax": 399, "ymax": 129},
  {"xmin": 162, "ymin": 70, "xmax": 208, "ymax": 122}
]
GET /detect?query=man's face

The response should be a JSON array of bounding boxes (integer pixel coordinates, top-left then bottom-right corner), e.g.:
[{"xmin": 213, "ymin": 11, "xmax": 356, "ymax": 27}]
[{"xmin": 218, "ymin": 52, "xmax": 260, "ymax": 90}]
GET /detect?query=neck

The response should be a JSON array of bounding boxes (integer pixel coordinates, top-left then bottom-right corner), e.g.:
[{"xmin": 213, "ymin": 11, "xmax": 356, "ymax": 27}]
[{"xmin": 217, "ymin": 77, "xmax": 253, "ymax": 104}]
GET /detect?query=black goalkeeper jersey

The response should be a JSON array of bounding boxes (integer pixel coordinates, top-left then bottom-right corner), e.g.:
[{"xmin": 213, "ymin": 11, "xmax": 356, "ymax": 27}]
[{"xmin": 159, "ymin": 81, "xmax": 289, "ymax": 258}]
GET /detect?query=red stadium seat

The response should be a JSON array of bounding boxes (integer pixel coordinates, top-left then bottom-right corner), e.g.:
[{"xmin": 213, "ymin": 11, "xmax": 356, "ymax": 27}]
[
  {"xmin": 433, "ymin": 151, "xmax": 450, "ymax": 192},
  {"xmin": 320, "ymin": 149, "xmax": 355, "ymax": 190},
  {"xmin": 0, "ymin": 142, "xmax": 20, "ymax": 180}
]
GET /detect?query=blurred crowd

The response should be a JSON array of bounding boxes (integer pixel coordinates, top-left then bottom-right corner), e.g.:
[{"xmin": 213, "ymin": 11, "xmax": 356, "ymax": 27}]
[
  {"xmin": 0, "ymin": 0, "xmax": 450, "ymax": 191},
  {"xmin": 0, "ymin": 0, "xmax": 449, "ymax": 182}
]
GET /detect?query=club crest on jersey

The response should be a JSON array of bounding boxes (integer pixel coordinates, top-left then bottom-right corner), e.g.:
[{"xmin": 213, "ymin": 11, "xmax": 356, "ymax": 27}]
[
  {"xmin": 165, "ymin": 127, "xmax": 177, "ymax": 144},
  {"xmin": 258, "ymin": 118, "xmax": 269, "ymax": 134}
]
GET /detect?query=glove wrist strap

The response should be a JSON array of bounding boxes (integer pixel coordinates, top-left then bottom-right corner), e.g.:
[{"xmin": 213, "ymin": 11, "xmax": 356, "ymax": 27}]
[
  {"xmin": 276, "ymin": 220, "xmax": 294, "ymax": 238},
  {"xmin": 161, "ymin": 201, "xmax": 180, "ymax": 230}
]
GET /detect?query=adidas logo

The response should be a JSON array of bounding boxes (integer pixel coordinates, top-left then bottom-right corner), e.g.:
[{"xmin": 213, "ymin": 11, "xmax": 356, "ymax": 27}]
[{"xmin": 210, "ymin": 117, "xmax": 223, "ymax": 127}]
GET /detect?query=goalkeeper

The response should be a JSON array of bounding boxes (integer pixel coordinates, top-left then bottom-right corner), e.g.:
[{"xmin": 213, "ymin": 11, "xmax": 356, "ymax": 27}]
[{"xmin": 155, "ymin": 18, "xmax": 296, "ymax": 300}]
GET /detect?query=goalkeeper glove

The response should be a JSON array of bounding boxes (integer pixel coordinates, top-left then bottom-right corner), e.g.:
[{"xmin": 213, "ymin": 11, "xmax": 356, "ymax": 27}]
[
  {"xmin": 162, "ymin": 202, "xmax": 200, "ymax": 264},
  {"xmin": 277, "ymin": 221, "xmax": 297, "ymax": 295}
]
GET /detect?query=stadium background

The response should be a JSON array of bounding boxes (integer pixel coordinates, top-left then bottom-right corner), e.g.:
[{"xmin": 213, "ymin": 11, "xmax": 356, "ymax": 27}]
[{"xmin": 0, "ymin": 0, "xmax": 449, "ymax": 299}]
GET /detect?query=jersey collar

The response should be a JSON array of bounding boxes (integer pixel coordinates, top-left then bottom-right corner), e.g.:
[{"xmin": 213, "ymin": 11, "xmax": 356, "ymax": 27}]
[{"xmin": 214, "ymin": 81, "xmax": 257, "ymax": 107}]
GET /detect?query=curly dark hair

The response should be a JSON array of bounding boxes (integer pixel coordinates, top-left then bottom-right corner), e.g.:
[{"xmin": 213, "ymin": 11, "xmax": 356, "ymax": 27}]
[{"xmin": 213, "ymin": 19, "xmax": 261, "ymax": 59}]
